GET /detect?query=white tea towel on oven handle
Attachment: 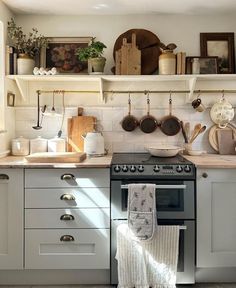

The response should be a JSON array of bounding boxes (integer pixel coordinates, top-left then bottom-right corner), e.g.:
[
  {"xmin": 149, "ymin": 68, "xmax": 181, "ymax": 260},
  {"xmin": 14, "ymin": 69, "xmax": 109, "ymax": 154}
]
[
  {"xmin": 116, "ymin": 224, "xmax": 180, "ymax": 288},
  {"xmin": 128, "ymin": 183, "xmax": 157, "ymax": 241}
]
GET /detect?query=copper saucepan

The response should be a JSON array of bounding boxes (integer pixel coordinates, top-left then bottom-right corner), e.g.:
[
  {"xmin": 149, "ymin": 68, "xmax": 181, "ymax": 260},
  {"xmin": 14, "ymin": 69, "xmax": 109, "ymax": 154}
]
[
  {"xmin": 139, "ymin": 93, "xmax": 158, "ymax": 133},
  {"xmin": 160, "ymin": 94, "xmax": 181, "ymax": 136},
  {"xmin": 121, "ymin": 94, "xmax": 139, "ymax": 132}
]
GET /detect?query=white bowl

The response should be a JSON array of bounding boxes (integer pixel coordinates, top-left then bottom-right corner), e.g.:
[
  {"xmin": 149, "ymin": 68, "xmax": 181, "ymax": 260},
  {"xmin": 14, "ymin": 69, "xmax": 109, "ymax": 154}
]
[
  {"xmin": 146, "ymin": 145, "xmax": 182, "ymax": 157},
  {"xmin": 187, "ymin": 150, "xmax": 206, "ymax": 156}
]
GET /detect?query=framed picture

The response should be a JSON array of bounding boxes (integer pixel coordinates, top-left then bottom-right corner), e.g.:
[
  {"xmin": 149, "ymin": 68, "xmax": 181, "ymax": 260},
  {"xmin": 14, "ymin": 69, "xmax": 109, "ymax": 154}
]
[
  {"xmin": 200, "ymin": 33, "xmax": 235, "ymax": 74},
  {"xmin": 40, "ymin": 37, "xmax": 92, "ymax": 74},
  {"xmin": 186, "ymin": 56, "xmax": 218, "ymax": 74},
  {"xmin": 7, "ymin": 92, "xmax": 15, "ymax": 107}
]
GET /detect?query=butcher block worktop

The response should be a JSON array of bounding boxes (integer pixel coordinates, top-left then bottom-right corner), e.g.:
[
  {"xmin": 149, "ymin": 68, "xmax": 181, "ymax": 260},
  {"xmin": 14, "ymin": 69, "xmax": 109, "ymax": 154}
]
[
  {"xmin": 184, "ymin": 154, "xmax": 236, "ymax": 168},
  {"xmin": 1, "ymin": 154, "xmax": 236, "ymax": 168},
  {"xmin": 0, "ymin": 155, "xmax": 112, "ymax": 168}
]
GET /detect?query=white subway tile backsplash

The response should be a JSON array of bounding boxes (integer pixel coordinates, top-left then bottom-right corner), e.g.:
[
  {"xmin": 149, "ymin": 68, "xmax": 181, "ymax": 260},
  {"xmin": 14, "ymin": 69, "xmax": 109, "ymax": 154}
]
[{"xmin": 13, "ymin": 104, "xmax": 213, "ymax": 153}]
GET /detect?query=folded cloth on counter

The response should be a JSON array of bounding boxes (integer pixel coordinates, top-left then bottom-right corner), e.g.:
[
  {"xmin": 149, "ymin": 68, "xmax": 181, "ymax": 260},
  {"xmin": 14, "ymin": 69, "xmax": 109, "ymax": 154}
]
[
  {"xmin": 116, "ymin": 223, "xmax": 180, "ymax": 288},
  {"xmin": 128, "ymin": 183, "xmax": 157, "ymax": 241}
]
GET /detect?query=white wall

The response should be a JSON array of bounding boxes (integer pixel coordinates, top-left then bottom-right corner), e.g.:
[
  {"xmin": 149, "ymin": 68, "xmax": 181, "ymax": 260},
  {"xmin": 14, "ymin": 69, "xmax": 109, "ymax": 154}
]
[
  {"xmin": 0, "ymin": 0, "xmax": 14, "ymax": 152},
  {"xmin": 15, "ymin": 13, "xmax": 236, "ymax": 74},
  {"xmin": 7, "ymin": 13, "xmax": 236, "ymax": 154}
]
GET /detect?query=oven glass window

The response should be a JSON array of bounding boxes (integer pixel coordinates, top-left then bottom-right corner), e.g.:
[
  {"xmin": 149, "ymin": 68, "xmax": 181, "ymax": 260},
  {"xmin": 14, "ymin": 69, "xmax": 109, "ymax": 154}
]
[{"xmin": 122, "ymin": 181, "xmax": 184, "ymax": 212}]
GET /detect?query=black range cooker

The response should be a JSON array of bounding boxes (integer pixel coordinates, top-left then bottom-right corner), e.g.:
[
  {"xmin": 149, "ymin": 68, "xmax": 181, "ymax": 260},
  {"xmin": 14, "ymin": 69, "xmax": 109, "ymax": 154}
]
[{"xmin": 110, "ymin": 153, "xmax": 196, "ymax": 284}]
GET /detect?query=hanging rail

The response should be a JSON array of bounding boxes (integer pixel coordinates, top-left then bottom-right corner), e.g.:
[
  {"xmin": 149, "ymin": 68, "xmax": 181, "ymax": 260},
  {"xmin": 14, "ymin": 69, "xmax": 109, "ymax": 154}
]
[{"xmin": 36, "ymin": 89, "xmax": 236, "ymax": 94}]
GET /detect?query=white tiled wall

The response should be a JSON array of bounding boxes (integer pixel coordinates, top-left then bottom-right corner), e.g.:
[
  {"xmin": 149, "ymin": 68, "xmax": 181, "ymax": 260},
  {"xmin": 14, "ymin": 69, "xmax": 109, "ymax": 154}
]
[{"xmin": 14, "ymin": 105, "xmax": 215, "ymax": 154}]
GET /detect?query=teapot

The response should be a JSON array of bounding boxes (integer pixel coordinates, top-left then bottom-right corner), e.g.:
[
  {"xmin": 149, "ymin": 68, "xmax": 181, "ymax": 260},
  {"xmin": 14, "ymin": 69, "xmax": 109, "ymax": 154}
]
[
  {"xmin": 82, "ymin": 132, "xmax": 105, "ymax": 156},
  {"xmin": 210, "ymin": 97, "xmax": 234, "ymax": 128}
]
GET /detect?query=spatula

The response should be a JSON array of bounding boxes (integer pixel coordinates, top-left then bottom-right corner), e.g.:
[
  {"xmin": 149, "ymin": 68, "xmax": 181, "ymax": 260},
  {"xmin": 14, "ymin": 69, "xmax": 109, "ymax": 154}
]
[
  {"xmin": 189, "ymin": 123, "xmax": 202, "ymax": 143},
  {"xmin": 190, "ymin": 125, "xmax": 206, "ymax": 143}
]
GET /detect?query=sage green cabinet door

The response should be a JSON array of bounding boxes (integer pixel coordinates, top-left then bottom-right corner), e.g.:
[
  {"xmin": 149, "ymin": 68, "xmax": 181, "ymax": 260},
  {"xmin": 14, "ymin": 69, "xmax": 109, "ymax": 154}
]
[
  {"xmin": 0, "ymin": 169, "xmax": 24, "ymax": 269},
  {"xmin": 197, "ymin": 168, "xmax": 236, "ymax": 267}
]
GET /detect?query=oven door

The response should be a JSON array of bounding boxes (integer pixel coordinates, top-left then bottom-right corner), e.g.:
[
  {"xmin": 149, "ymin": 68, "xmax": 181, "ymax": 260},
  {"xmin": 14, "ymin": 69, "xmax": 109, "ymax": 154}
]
[
  {"xmin": 110, "ymin": 219, "xmax": 195, "ymax": 284},
  {"xmin": 111, "ymin": 180, "xmax": 195, "ymax": 220}
]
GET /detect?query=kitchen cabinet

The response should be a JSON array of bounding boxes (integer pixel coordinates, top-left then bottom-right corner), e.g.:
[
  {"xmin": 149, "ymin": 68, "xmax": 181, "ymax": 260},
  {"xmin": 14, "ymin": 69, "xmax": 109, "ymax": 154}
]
[
  {"xmin": 24, "ymin": 168, "xmax": 110, "ymax": 269},
  {"xmin": 197, "ymin": 168, "xmax": 236, "ymax": 267},
  {"xmin": 0, "ymin": 169, "xmax": 24, "ymax": 269}
]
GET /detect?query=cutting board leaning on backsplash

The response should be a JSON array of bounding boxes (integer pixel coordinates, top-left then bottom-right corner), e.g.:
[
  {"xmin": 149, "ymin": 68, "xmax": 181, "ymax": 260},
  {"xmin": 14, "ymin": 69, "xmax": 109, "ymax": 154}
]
[{"xmin": 67, "ymin": 108, "xmax": 96, "ymax": 152}]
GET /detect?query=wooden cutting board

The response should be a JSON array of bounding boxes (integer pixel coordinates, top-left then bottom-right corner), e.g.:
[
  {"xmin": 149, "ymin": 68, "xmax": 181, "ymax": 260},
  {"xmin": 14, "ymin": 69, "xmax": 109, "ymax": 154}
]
[
  {"xmin": 67, "ymin": 116, "xmax": 96, "ymax": 152},
  {"xmin": 217, "ymin": 129, "xmax": 236, "ymax": 155},
  {"xmin": 113, "ymin": 29, "xmax": 161, "ymax": 75},
  {"xmin": 25, "ymin": 152, "xmax": 86, "ymax": 163}
]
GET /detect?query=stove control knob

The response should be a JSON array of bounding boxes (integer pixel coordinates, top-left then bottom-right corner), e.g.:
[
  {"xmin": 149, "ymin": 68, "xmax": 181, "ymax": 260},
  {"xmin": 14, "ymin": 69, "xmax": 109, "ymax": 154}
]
[
  {"xmin": 153, "ymin": 165, "xmax": 160, "ymax": 173},
  {"xmin": 184, "ymin": 165, "xmax": 191, "ymax": 173},
  {"xmin": 114, "ymin": 165, "xmax": 121, "ymax": 173},
  {"xmin": 138, "ymin": 165, "xmax": 144, "ymax": 172},
  {"xmin": 122, "ymin": 165, "xmax": 128, "ymax": 172},
  {"xmin": 176, "ymin": 165, "xmax": 183, "ymax": 173},
  {"xmin": 130, "ymin": 165, "xmax": 136, "ymax": 173}
]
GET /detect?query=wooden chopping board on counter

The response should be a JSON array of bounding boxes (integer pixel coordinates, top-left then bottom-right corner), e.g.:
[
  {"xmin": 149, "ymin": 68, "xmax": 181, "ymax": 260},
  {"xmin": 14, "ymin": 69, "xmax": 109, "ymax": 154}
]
[
  {"xmin": 25, "ymin": 152, "xmax": 86, "ymax": 163},
  {"xmin": 67, "ymin": 110, "xmax": 96, "ymax": 152}
]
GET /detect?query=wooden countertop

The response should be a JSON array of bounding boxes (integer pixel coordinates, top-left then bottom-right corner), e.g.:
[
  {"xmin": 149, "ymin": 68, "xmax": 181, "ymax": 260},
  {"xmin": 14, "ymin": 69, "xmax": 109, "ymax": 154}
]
[
  {"xmin": 0, "ymin": 155, "xmax": 112, "ymax": 168},
  {"xmin": 184, "ymin": 154, "xmax": 236, "ymax": 168},
  {"xmin": 1, "ymin": 154, "xmax": 236, "ymax": 169}
]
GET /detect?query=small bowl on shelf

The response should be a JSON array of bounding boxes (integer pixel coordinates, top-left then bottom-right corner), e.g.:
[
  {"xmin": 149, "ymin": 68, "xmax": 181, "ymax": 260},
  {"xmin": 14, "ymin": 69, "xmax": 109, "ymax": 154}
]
[{"xmin": 187, "ymin": 150, "xmax": 206, "ymax": 156}]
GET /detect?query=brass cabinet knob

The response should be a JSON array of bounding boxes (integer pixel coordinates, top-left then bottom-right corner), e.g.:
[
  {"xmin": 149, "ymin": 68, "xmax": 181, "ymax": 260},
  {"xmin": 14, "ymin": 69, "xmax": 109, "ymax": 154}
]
[
  {"xmin": 61, "ymin": 173, "xmax": 75, "ymax": 180},
  {"xmin": 60, "ymin": 194, "xmax": 75, "ymax": 201},
  {"xmin": 202, "ymin": 172, "xmax": 208, "ymax": 178},
  {"xmin": 0, "ymin": 174, "xmax": 9, "ymax": 180},
  {"xmin": 60, "ymin": 214, "xmax": 75, "ymax": 221},
  {"xmin": 60, "ymin": 235, "xmax": 74, "ymax": 242}
]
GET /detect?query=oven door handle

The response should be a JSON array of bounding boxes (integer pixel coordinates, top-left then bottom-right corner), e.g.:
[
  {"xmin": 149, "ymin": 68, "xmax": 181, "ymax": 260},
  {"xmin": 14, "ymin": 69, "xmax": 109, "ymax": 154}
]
[{"xmin": 120, "ymin": 184, "xmax": 186, "ymax": 190}]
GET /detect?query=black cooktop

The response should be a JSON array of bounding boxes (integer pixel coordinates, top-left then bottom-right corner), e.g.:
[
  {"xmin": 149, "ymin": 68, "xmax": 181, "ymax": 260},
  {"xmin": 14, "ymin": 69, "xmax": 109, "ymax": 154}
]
[{"xmin": 111, "ymin": 153, "xmax": 192, "ymax": 165}]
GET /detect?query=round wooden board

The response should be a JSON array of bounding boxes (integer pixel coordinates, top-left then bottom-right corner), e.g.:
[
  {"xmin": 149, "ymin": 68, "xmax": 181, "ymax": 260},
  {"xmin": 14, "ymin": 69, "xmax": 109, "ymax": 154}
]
[
  {"xmin": 208, "ymin": 124, "xmax": 236, "ymax": 151},
  {"xmin": 113, "ymin": 29, "xmax": 161, "ymax": 75}
]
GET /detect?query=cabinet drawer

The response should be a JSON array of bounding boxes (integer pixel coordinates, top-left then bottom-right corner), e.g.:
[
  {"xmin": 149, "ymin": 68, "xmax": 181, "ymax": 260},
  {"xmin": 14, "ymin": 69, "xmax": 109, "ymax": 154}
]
[
  {"xmin": 25, "ymin": 229, "xmax": 110, "ymax": 269},
  {"xmin": 25, "ymin": 168, "xmax": 110, "ymax": 188},
  {"xmin": 25, "ymin": 208, "xmax": 110, "ymax": 229},
  {"xmin": 25, "ymin": 187, "xmax": 110, "ymax": 208}
]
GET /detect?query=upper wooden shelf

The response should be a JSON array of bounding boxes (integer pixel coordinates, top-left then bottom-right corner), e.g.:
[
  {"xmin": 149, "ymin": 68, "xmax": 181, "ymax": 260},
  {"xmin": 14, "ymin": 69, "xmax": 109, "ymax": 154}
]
[{"xmin": 6, "ymin": 74, "xmax": 236, "ymax": 102}]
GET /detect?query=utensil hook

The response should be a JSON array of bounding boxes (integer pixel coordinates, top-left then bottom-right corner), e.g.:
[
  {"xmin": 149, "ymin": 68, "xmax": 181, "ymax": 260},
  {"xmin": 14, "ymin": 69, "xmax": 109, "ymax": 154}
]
[
  {"xmin": 169, "ymin": 91, "xmax": 172, "ymax": 115},
  {"xmin": 197, "ymin": 91, "xmax": 201, "ymax": 99},
  {"xmin": 52, "ymin": 90, "xmax": 56, "ymax": 112},
  {"xmin": 128, "ymin": 92, "xmax": 131, "ymax": 115},
  {"xmin": 146, "ymin": 91, "xmax": 150, "ymax": 115}
]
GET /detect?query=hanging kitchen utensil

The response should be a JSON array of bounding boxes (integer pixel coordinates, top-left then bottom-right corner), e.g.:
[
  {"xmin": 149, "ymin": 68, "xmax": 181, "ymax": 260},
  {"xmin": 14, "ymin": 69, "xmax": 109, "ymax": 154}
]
[
  {"xmin": 210, "ymin": 91, "xmax": 235, "ymax": 128},
  {"xmin": 180, "ymin": 121, "xmax": 188, "ymax": 143},
  {"xmin": 160, "ymin": 92, "xmax": 181, "ymax": 136},
  {"xmin": 184, "ymin": 122, "xmax": 190, "ymax": 141},
  {"xmin": 139, "ymin": 92, "xmax": 158, "ymax": 133},
  {"xmin": 57, "ymin": 90, "xmax": 65, "ymax": 138},
  {"xmin": 121, "ymin": 93, "xmax": 139, "ymax": 132},
  {"xmin": 32, "ymin": 90, "xmax": 42, "ymax": 130}
]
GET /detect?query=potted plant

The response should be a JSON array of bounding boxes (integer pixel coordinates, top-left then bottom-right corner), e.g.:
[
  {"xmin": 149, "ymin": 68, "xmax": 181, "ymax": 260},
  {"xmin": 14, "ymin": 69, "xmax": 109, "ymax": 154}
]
[
  {"xmin": 75, "ymin": 38, "xmax": 107, "ymax": 74},
  {"xmin": 7, "ymin": 18, "xmax": 48, "ymax": 75}
]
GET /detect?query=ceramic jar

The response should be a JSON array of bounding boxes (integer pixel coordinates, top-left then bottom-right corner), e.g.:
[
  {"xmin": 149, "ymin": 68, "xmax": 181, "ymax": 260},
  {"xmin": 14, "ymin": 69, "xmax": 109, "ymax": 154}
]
[
  {"xmin": 30, "ymin": 136, "xmax": 48, "ymax": 154},
  {"xmin": 159, "ymin": 50, "xmax": 176, "ymax": 75},
  {"xmin": 17, "ymin": 53, "xmax": 35, "ymax": 75},
  {"xmin": 48, "ymin": 137, "xmax": 66, "ymax": 152},
  {"xmin": 11, "ymin": 136, "xmax": 30, "ymax": 156}
]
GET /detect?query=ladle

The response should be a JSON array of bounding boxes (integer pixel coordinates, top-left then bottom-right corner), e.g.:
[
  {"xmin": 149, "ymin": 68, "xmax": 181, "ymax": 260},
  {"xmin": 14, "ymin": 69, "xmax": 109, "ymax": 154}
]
[{"xmin": 32, "ymin": 90, "xmax": 42, "ymax": 130}]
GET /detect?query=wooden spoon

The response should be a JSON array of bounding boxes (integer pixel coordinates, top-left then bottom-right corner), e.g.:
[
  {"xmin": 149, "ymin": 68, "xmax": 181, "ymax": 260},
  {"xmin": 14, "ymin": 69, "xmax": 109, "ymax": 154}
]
[
  {"xmin": 190, "ymin": 125, "xmax": 206, "ymax": 143},
  {"xmin": 189, "ymin": 123, "xmax": 202, "ymax": 143},
  {"xmin": 184, "ymin": 122, "xmax": 190, "ymax": 142}
]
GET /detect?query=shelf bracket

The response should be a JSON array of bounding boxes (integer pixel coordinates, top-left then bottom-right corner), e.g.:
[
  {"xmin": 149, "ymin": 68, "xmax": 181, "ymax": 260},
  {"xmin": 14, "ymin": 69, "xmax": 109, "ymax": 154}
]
[
  {"xmin": 14, "ymin": 77, "xmax": 28, "ymax": 101},
  {"xmin": 187, "ymin": 76, "xmax": 197, "ymax": 102}
]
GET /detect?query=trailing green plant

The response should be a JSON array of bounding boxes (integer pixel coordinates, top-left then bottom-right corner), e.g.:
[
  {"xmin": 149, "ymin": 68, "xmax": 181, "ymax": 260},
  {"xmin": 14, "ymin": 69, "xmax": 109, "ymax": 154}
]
[
  {"xmin": 7, "ymin": 18, "xmax": 48, "ymax": 57},
  {"xmin": 75, "ymin": 37, "xmax": 107, "ymax": 61}
]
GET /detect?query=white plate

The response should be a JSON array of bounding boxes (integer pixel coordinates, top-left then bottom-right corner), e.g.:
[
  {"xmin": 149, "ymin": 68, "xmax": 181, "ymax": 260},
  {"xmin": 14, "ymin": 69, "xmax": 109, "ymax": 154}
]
[{"xmin": 0, "ymin": 150, "xmax": 10, "ymax": 158}]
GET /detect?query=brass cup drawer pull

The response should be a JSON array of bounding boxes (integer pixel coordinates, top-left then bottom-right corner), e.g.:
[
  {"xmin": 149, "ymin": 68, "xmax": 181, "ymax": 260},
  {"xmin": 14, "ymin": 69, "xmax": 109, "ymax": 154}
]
[
  {"xmin": 61, "ymin": 173, "xmax": 75, "ymax": 180},
  {"xmin": 60, "ymin": 194, "xmax": 75, "ymax": 201},
  {"xmin": 60, "ymin": 235, "xmax": 74, "ymax": 242},
  {"xmin": 60, "ymin": 214, "xmax": 75, "ymax": 221},
  {"xmin": 0, "ymin": 174, "xmax": 9, "ymax": 180}
]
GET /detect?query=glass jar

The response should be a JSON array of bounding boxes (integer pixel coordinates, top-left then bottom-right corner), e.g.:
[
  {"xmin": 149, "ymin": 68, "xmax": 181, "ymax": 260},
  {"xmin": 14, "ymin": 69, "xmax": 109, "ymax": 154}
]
[{"xmin": 192, "ymin": 58, "xmax": 200, "ymax": 74}]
